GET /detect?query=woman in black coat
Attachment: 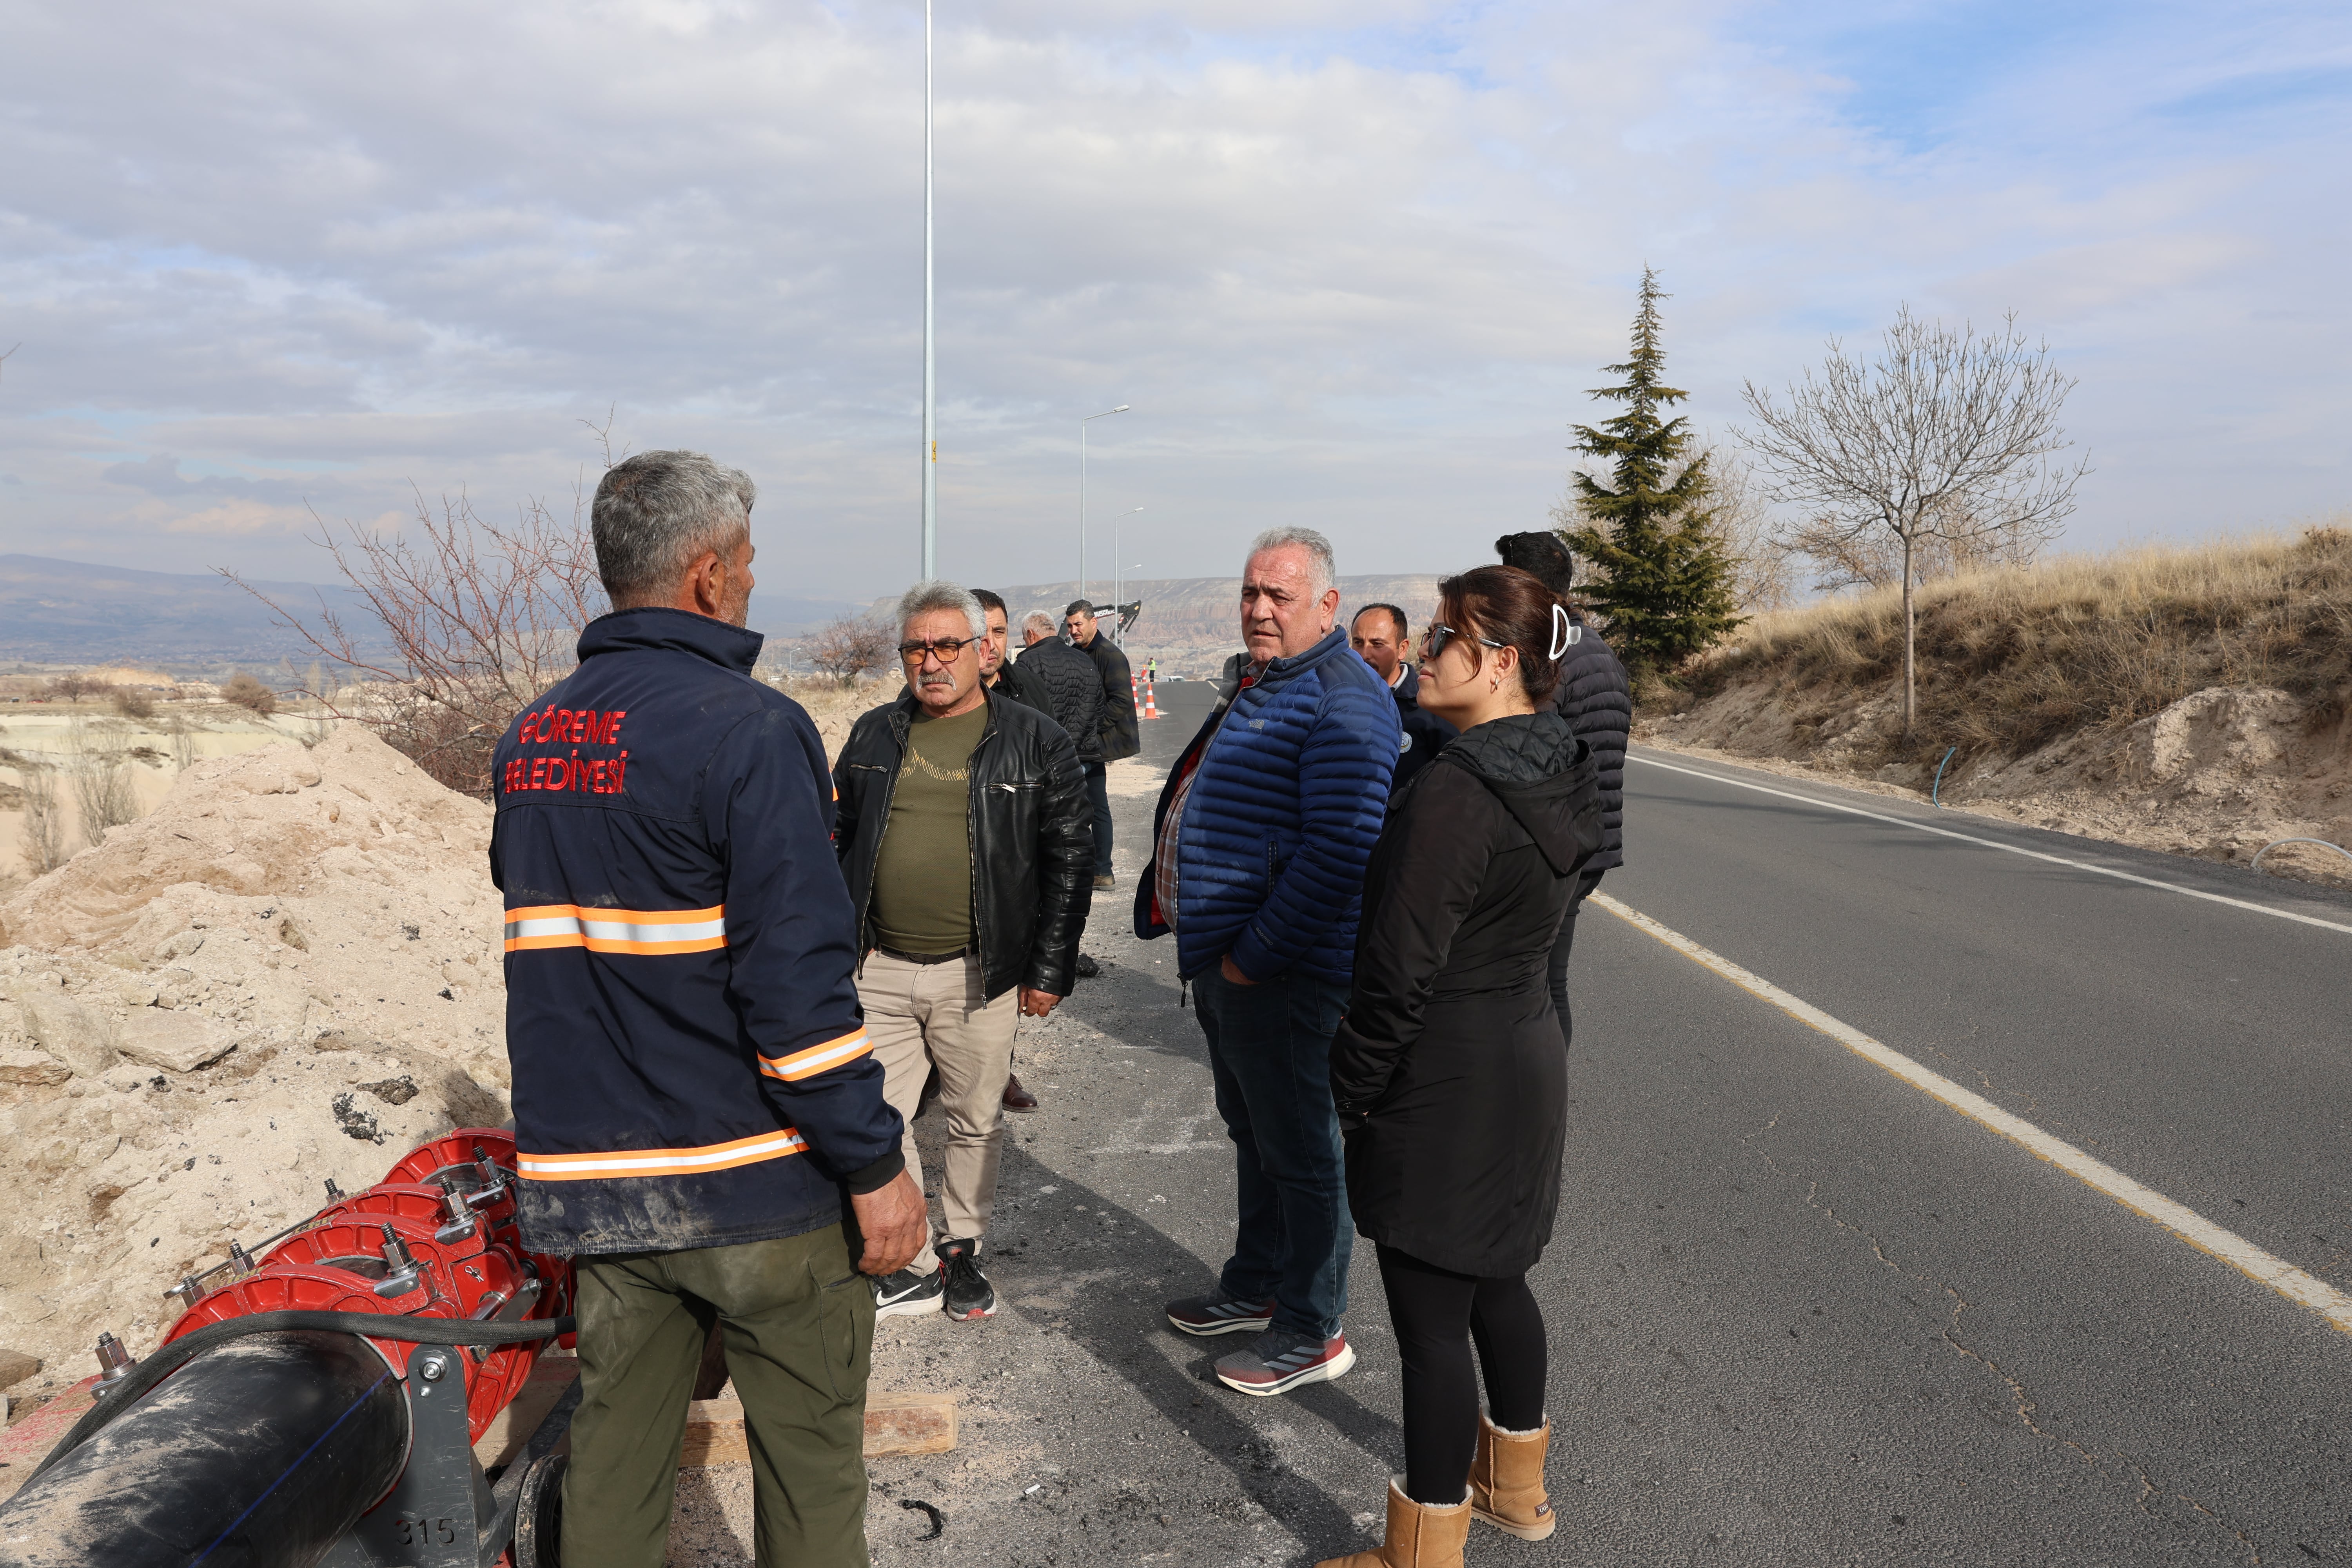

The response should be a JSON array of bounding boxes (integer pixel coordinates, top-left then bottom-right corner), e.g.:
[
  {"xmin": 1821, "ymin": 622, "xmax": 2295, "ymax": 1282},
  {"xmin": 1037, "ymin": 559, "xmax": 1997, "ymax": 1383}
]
[{"xmin": 1319, "ymin": 566, "xmax": 1601, "ymax": 1568}]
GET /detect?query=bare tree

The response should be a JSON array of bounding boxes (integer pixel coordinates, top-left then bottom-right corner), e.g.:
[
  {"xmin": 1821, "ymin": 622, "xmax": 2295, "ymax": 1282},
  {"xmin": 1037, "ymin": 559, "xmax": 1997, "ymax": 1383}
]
[
  {"xmin": 806, "ymin": 617, "xmax": 894, "ymax": 687},
  {"xmin": 19, "ymin": 764, "xmax": 64, "ymax": 877},
  {"xmin": 1738, "ymin": 306, "xmax": 2087, "ymax": 735},
  {"xmin": 1699, "ymin": 446, "xmax": 1799, "ymax": 615},
  {"xmin": 221, "ymin": 486, "xmax": 606, "ymax": 796}
]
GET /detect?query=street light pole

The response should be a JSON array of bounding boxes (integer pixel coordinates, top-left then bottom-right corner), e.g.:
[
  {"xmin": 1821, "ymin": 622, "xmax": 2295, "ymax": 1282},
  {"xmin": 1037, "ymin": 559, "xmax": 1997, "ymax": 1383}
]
[
  {"xmin": 1109, "ymin": 508, "xmax": 1142, "ymax": 641},
  {"xmin": 920, "ymin": 0, "xmax": 936, "ymax": 578},
  {"xmin": 1079, "ymin": 404, "xmax": 1129, "ymax": 606}
]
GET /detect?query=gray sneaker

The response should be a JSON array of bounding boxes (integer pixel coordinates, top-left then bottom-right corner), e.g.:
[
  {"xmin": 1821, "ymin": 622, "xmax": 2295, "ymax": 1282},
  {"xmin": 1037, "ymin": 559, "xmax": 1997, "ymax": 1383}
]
[
  {"xmin": 1212, "ymin": 1328, "xmax": 1355, "ymax": 1396},
  {"xmin": 1165, "ymin": 1288, "xmax": 1276, "ymax": 1338}
]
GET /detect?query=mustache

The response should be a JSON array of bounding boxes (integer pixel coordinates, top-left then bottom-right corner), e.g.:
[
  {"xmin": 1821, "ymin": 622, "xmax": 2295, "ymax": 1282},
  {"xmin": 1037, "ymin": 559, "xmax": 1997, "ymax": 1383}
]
[{"xmin": 916, "ymin": 671, "xmax": 957, "ymax": 688}]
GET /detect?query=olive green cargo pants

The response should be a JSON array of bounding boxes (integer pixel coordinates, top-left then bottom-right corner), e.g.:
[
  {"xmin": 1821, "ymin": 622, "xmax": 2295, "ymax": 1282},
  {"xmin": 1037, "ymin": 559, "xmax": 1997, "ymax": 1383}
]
[{"xmin": 563, "ymin": 1223, "xmax": 875, "ymax": 1568}]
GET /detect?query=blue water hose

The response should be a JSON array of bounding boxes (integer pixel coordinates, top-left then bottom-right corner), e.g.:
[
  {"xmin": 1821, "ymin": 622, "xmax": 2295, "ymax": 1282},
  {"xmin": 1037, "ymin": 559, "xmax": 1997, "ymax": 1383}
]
[{"xmin": 1932, "ymin": 747, "xmax": 1956, "ymax": 808}]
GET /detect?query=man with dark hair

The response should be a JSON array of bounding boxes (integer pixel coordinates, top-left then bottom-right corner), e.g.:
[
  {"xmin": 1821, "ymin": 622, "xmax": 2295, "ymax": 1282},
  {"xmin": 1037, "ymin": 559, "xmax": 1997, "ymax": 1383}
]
[
  {"xmin": 1063, "ymin": 599, "xmax": 1138, "ymax": 891},
  {"xmin": 1494, "ymin": 531, "xmax": 1632, "ymax": 1053},
  {"xmin": 494, "ymin": 449, "xmax": 923, "ymax": 1568},
  {"xmin": 1350, "ymin": 602, "xmax": 1455, "ymax": 798}
]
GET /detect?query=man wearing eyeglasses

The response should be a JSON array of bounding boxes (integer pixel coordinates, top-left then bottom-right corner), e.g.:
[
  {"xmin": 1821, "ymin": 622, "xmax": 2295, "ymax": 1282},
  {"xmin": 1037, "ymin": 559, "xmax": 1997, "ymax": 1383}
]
[{"xmin": 832, "ymin": 581, "xmax": 1093, "ymax": 1324}]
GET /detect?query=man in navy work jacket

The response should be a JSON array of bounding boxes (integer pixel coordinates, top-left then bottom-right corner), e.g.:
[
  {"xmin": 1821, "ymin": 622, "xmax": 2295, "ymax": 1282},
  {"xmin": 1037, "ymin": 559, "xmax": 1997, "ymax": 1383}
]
[
  {"xmin": 491, "ymin": 450, "xmax": 925, "ymax": 1568},
  {"xmin": 1135, "ymin": 526, "xmax": 1399, "ymax": 1397}
]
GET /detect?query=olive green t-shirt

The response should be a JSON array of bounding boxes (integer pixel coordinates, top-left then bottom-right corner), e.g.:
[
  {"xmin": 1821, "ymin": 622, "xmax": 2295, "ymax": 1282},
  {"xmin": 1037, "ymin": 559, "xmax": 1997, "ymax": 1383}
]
[{"xmin": 867, "ymin": 702, "xmax": 987, "ymax": 955}]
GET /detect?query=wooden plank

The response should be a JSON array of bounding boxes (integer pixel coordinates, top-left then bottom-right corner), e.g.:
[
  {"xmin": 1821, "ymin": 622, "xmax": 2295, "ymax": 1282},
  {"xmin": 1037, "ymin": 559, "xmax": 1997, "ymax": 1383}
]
[
  {"xmin": 679, "ymin": 1390, "xmax": 956, "ymax": 1466},
  {"xmin": 472, "ymin": 1352, "xmax": 581, "ymax": 1472},
  {"xmin": 0, "ymin": 1376, "xmax": 99, "ymax": 1504},
  {"xmin": 0, "ymin": 1351, "xmax": 40, "ymax": 1394}
]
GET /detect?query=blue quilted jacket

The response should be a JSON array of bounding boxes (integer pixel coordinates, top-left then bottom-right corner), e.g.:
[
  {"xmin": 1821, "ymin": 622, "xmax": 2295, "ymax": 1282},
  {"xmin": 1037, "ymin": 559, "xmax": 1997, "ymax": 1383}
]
[{"xmin": 1132, "ymin": 627, "xmax": 1399, "ymax": 982}]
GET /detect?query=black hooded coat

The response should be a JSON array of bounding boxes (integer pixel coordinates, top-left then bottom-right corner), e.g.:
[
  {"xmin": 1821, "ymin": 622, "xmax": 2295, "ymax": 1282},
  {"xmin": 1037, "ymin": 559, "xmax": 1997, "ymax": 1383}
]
[{"xmin": 1329, "ymin": 709, "xmax": 1602, "ymax": 1277}]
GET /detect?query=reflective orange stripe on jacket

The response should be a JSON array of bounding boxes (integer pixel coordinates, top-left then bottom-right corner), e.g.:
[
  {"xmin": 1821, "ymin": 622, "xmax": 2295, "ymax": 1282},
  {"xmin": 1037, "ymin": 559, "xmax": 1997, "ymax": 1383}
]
[
  {"xmin": 515, "ymin": 1129, "xmax": 809, "ymax": 1181},
  {"xmin": 759, "ymin": 1027, "xmax": 873, "ymax": 1083},
  {"xmin": 504, "ymin": 904, "xmax": 726, "ymax": 955}
]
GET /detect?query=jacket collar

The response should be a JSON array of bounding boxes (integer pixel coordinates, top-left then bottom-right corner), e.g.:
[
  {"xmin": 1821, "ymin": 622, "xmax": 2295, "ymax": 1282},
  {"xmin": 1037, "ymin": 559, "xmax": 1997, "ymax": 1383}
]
[
  {"xmin": 1245, "ymin": 626, "xmax": 1352, "ymax": 692},
  {"xmin": 577, "ymin": 606, "xmax": 765, "ymax": 674}
]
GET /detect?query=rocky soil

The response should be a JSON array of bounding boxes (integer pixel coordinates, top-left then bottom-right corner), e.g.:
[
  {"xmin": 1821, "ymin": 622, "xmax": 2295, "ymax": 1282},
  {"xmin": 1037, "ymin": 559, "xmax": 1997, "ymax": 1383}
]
[{"xmin": 0, "ymin": 725, "xmax": 513, "ymax": 1402}]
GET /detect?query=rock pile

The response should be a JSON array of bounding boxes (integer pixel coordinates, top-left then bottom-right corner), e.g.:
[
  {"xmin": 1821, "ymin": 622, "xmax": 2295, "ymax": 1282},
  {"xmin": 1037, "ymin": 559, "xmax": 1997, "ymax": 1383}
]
[{"xmin": 0, "ymin": 726, "xmax": 512, "ymax": 1405}]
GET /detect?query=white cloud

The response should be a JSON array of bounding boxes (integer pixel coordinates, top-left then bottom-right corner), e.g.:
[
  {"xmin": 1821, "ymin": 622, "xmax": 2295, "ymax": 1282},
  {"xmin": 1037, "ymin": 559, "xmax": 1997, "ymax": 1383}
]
[{"xmin": 0, "ymin": 0, "xmax": 2343, "ymax": 600}]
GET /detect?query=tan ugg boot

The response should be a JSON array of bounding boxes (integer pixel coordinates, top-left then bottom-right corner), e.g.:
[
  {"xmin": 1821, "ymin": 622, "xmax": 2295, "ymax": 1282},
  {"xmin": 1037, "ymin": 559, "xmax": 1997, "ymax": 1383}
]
[
  {"xmin": 1469, "ymin": 1413, "xmax": 1555, "ymax": 1539},
  {"xmin": 1315, "ymin": 1478, "xmax": 1472, "ymax": 1568}
]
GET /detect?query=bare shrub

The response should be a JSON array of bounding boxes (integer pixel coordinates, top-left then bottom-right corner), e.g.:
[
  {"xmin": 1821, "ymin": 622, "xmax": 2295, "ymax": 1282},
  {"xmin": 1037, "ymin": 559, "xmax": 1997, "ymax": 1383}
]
[
  {"xmin": 45, "ymin": 674, "xmax": 97, "ymax": 704},
  {"xmin": 18, "ymin": 766, "xmax": 64, "ymax": 876},
  {"xmin": 167, "ymin": 717, "xmax": 197, "ymax": 772},
  {"xmin": 220, "ymin": 487, "xmax": 606, "ymax": 797},
  {"xmin": 223, "ymin": 672, "xmax": 277, "ymax": 715},
  {"xmin": 1700, "ymin": 447, "xmax": 1798, "ymax": 615},
  {"xmin": 68, "ymin": 720, "xmax": 139, "ymax": 841},
  {"xmin": 111, "ymin": 686, "xmax": 156, "ymax": 720},
  {"xmin": 807, "ymin": 617, "xmax": 895, "ymax": 687}
]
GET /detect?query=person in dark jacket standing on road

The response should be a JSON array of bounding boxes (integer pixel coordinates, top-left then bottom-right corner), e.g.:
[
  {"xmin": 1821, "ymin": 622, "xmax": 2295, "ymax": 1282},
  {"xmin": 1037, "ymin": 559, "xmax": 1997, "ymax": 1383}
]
[
  {"xmin": 492, "ymin": 450, "xmax": 925, "ymax": 1568},
  {"xmin": 1136, "ymin": 527, "xmax": 1398, "ymax": 1397},
  {"xmin": 1321, "ymin": 566, "xmax": 1602, "ymax": 1568},
  {"xmin": 1065, "ymin": 599, "xmax": 1139, "ymax": 890},
  {"xmin": 1350, "ymin": 601, "xmax": 1457, "ymax": 799},
  {"xmin": 833, "ymin": 583, "xmax": 1093, "ymax": 1325},
  {"xmin": 1496, "ymin": 532, "xmax": 1631, "ymax": 1053}
]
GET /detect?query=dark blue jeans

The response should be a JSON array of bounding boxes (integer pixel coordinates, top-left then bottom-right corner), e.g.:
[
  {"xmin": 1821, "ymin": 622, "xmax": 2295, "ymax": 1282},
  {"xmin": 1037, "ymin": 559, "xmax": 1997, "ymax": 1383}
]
[
  {"xmin": 1083, "ymin": 761, "xmax": 1112, "ymax": 877},
  {"xmin": 1194, "ymin": 965, "xmax": 1354, "ymax": 1339}
]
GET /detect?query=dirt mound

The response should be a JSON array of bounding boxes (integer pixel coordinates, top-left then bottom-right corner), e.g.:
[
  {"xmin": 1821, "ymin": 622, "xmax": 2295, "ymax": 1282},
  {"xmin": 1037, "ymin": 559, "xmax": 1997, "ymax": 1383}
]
[
  {"xmin": 1648, "ymin": 681, "xmax": 2352, "ymax": 887},
  {"xmin": 0, "ymin": 725, "xmax": 511, "ymax": 1405}
]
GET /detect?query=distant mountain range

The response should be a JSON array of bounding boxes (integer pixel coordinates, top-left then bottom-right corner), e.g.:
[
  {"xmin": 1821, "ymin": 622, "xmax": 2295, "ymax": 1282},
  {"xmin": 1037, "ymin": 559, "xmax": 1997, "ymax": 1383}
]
[{"xmin": 0, "ymin": 554, "xmax": 860, "ymax": 670}]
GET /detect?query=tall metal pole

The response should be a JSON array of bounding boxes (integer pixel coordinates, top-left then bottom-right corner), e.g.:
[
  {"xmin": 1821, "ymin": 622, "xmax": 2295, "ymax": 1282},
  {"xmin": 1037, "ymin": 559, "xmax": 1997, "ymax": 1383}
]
[
  {"xmin": 1079, "ymin": 405, "xmax": 1129, "ymax": 609},
  {"xmin": 920, "ymin": 0, "xmax": 936, "ymax": 578}
]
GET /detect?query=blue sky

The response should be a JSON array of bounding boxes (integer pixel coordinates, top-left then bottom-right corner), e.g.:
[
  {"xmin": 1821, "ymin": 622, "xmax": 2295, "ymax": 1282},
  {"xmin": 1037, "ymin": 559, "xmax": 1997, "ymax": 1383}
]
[{"xmin": 0, "ymin": 0, "xmax": 2343, "ymax": 600}]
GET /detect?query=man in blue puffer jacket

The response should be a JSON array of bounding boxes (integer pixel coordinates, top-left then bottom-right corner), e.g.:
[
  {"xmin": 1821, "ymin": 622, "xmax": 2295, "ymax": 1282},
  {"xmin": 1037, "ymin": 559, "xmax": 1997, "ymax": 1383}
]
[{"xmin": 1134, "ymin": 526, "xmax": 1399, "ymax": 1397}]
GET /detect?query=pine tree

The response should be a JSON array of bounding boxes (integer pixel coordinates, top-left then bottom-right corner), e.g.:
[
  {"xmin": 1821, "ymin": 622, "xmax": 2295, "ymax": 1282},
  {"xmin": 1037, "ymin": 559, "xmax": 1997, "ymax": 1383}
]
[{"xmin": 1559, "ymin": 269, "xmax": 1743, "ymax": 672}]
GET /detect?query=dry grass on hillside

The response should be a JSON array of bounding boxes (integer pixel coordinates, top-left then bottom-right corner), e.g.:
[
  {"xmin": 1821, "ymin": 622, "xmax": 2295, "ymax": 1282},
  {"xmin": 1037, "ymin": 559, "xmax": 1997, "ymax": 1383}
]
[{"xmin": 1699, "ymin": 525, "xmax": 2352, "ymax": 764}]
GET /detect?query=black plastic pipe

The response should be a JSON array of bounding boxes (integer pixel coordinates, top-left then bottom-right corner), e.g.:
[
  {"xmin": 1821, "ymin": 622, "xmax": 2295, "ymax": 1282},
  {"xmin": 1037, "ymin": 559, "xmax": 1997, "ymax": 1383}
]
[
  {"xmin": 0, "ymin": 1330, "xmax": 405, "ymax": 1568},
  {"xmin": 0, "ymin": 1312, "xmax": 572, "ymax": 1568}
]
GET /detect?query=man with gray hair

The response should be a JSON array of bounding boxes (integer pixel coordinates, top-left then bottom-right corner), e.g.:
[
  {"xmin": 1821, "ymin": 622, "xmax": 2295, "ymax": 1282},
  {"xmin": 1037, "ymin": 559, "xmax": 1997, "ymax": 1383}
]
[
  {"xmin": 1134, "ymin": 526, "xmax": 1397, "ymax": 1396},
  {"xmin": 833, "ymin": 580, "xmax": 1093, "ymax": 1323},
  {"xmin": 493, "ymin": 450, "xmax": 923, "ymax": 1567}
]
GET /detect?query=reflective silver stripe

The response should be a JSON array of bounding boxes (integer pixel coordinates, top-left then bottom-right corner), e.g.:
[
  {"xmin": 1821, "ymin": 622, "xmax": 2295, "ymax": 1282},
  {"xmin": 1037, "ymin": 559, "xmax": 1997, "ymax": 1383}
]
[{"xmin": 502, "ymin": 914, "xmax": 728, "ymax": 946}]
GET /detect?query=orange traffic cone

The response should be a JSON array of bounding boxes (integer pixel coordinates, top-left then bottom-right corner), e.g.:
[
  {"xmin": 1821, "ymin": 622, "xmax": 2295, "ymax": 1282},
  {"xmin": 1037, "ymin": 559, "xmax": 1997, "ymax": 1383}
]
[{"xmin": 1143, "ymin": 680, "xmax": 1160, "ymax": 720}]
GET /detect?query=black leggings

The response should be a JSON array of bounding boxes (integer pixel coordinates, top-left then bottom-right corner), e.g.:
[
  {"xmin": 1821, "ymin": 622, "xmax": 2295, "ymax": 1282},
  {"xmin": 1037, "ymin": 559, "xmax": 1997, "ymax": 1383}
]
[{"xmin": 1376, "ymin": 1245, "xmax": 1548, "ymax": 1506}]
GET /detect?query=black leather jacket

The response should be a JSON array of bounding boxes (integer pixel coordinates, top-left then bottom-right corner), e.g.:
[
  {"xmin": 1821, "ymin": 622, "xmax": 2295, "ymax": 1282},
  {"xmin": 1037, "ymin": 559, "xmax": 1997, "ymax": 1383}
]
[{"xmin": 832, "ymin": 687, "xmax": 1094, "ymax": 1000}]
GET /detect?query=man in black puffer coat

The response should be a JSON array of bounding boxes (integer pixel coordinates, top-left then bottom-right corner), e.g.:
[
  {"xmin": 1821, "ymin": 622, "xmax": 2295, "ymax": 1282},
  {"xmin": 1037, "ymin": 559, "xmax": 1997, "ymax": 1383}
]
[{"xmin": 1494, "ymin": 532, "xmax": 1632, "ymax": 1053}]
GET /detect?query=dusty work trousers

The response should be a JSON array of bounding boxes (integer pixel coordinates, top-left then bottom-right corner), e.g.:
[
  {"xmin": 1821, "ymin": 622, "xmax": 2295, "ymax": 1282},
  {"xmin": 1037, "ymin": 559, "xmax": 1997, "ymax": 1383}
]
[
  {"xmin": 860, "ymin": 949, "xmax": 1019, "ymax": 1274},
  {"xmin": 564, "ymin": 1224, "xmax": 874, "ymax": 1568}
]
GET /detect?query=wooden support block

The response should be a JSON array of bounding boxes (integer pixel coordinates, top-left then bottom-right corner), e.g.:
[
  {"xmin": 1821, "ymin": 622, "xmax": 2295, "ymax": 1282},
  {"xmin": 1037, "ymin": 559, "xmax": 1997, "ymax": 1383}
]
[
  {"xmin": 0, "ymin": 1351, "xmax": 39, "ymax": 1394},
  {"xmin": 678, "ymin": 1390, "xmax": 956, "ymax": 1467},
  {"xmin": 473, "ymin": 1352, "xmax": 581, "ymax": 1471},
  {"xmin": 0, "ymin": 1376, "xmax": 98, "ymax": 1504}
]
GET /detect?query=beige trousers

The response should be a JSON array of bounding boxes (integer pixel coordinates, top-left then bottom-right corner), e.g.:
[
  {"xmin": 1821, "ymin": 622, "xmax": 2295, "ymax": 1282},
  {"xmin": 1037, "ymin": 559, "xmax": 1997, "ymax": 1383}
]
[{"xmin": 858, "ymin": 950, "xmax": 1019, "ymax": 1276}]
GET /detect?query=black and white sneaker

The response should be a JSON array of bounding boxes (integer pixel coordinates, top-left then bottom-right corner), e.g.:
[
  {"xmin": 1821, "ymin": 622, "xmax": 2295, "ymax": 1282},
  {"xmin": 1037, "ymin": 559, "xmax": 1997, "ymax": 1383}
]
[
  {"xmin": 873, "ymin": 1264, "xmax": 944, "ymax": 1319},
  {"xmin": 938, "ymin": 1237, "xmax": 996, "ymax": 1321}
]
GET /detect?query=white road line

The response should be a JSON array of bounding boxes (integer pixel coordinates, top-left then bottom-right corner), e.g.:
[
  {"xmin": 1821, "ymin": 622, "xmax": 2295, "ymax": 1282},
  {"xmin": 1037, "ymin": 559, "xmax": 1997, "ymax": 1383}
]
[
  {"xmin": 1629, "ymin": 750, "xmax": 2352, "ymax": 937},
  {"xmin": 1592, "ymin": 890, "xmax": 2352, "ymax": 1336}
]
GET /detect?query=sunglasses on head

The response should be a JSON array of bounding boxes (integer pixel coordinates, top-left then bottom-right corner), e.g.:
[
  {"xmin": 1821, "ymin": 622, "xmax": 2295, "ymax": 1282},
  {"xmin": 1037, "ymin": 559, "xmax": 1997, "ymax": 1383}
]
[{"xmin": 1419, "ymin": 622, "xmax": 1506, "ymax": 662}]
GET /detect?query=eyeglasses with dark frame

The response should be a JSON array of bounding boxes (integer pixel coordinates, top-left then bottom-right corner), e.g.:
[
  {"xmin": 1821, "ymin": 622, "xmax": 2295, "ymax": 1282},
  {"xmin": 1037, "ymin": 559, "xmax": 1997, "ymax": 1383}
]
[
  {"xmin": 1418, "ymin": 622, "xmax": 1507, "ymax": 662},
  {"xmin": 897, "ymin": 637, "xmax": 977, "ymax": 664}
]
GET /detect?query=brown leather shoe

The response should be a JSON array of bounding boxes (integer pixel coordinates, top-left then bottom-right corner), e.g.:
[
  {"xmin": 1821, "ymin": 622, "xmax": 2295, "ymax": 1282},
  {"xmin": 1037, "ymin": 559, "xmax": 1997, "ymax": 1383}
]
[{"xmin": 1002, "ymin": 1073, "xmax": 1040, "ymax": 1113}]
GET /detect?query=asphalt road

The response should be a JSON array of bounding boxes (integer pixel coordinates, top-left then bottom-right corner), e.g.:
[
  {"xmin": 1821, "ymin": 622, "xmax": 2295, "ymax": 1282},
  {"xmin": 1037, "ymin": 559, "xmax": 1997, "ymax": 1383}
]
[{"xmin": 803, "ymin": 681, "xmax": 2352, "ymax": 1568}]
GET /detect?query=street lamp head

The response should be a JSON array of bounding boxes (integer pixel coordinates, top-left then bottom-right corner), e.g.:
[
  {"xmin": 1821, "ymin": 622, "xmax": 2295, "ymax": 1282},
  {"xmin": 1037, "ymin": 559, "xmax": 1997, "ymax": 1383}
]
[{"xmin": 1113, "ymin": 404, "xmax": 1130, "ymax": 412}]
